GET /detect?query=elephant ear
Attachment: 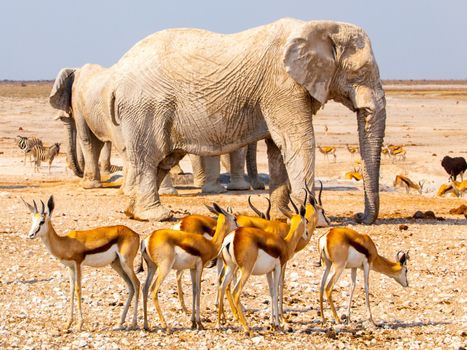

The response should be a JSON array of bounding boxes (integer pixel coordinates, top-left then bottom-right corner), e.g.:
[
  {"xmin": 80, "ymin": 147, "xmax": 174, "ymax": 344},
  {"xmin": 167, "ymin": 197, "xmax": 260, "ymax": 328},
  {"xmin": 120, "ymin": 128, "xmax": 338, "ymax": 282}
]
[
  {"xmin": 283, "ymin": 22, "xmax": 338, "ymax": 105},
  {"xmin": 49, "ymin": 68, "xmax": 76, "ymax": 113}
]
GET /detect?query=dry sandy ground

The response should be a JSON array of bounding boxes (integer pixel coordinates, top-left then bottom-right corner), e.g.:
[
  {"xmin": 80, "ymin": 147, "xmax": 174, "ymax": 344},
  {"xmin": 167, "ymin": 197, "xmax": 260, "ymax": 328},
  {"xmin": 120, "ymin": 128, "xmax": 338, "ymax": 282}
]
[{"xmin": 0, "ymin": 82, "xmax": 466, "ymax": 349}]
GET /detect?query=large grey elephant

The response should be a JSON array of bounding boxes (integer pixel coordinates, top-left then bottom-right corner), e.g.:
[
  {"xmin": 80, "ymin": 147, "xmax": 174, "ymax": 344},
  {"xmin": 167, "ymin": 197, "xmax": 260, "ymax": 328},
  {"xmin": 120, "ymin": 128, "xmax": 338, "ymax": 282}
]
[{"xmin": 49, "ymin": 18, "xmax": 386, "ymax": 223}]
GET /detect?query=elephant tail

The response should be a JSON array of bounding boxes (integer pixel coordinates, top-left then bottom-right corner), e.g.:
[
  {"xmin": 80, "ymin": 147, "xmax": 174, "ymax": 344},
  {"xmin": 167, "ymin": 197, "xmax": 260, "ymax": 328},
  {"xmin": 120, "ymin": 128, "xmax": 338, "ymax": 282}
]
[{"xmin": 109, "ymin": 91, "xmax": 121, "ymax": 126}]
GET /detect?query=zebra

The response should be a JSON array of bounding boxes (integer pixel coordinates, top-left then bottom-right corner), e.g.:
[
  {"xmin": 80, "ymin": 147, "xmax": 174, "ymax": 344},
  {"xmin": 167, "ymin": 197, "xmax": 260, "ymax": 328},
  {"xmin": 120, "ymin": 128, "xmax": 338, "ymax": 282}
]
[
  {"xmin": 16, "ymin": 135, "xmax": 43, "ymax": 165},
  {"xmin": 31, "ymin": 143, "xmax": 61, "ymax": 173}
]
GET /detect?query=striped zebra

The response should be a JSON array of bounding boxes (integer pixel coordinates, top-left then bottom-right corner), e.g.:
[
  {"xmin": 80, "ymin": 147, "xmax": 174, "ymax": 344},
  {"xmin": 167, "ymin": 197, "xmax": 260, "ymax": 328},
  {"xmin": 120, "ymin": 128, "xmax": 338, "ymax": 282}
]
[
  {"xmin": 108, "ymin": 164, "xmax": 123, "ymax": 173},
  {"xmin": 16, "ymin": 135, "xmax": 43, "ymax": 165},
  {"xmin": 31, "ymin": 143, "xmax": 61, "ymax": 173}
]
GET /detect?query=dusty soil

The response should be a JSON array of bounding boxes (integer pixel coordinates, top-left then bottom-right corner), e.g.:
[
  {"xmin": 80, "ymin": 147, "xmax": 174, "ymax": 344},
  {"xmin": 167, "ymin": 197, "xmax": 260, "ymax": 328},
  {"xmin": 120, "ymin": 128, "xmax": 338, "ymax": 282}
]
[{"xmin": 0, "ymin": 82, "xmax": 466, "ymax": 349}]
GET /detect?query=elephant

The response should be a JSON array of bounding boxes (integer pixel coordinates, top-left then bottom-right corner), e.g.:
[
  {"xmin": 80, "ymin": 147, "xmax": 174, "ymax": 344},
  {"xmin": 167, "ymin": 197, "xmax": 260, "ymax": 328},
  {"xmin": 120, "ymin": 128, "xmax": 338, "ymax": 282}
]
[
  {"xmin": 191, "ymin": 143, "xmax": 265, "ymax": 193},
  {"xmin": 49, "ymin": 18, "xmax": 386, "ymax": 223},
  {"xmin": 56, "ymin": 111, "xmax": 177, "ymax": 194}
]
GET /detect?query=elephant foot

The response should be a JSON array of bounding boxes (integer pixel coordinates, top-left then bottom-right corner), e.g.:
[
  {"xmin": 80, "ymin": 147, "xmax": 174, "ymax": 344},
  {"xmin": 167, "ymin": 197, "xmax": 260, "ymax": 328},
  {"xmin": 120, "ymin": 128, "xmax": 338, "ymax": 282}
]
[
  {"xmin": 126, "ymin": 204, "xmax": 173, "ymax": 222},
  {"xmin": 201, "ymin": 183, "xmax": 227, "ymax": 194},
  {"xmin": 81, "ymin": 179, "xmax": 102, "ymax": 189},
  {"xmin": 227, "ymin": 178, "xmax": 251, "ymax": 191},
  {"xmin": 249, "ymin": 179, "xmax": 265, "ymax": 190},
  {"xmin": 158, "ymin": 187, "xmax": 179, "ymax": 196}
]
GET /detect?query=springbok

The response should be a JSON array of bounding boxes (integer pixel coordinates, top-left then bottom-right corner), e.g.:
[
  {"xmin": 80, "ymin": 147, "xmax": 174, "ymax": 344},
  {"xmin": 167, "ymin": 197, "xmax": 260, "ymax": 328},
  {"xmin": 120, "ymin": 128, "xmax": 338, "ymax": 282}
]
[
  {"xmin": 218, "ymin": 202, "xmax": 309, "ymax": 335},
  {"xmin": 319, "ymin": 146, "xmax": 337, "ymax": 162},
  {"xmin": 346, "ymin": 144, "xmax": 359, "ymax": 159},
  {"xmin": 318, "ymin": 227, "xmax": 409, "ymax": 326},
  {"xmin": 393, "ymin": 175, "xmax": 425, "ymax": 194},
  {"xmin": 140, "ymin": 203, "xmax": 237, "ymax": 332},
  {"xmin": 22, "ymin": 196, "xmax": 140, "ymax": 331}
]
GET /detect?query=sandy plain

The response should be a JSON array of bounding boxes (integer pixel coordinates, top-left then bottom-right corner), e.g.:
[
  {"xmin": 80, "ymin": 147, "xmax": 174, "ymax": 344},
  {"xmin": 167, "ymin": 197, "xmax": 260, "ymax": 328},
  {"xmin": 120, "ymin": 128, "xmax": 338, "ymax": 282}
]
[{"xmin": 0, "ymin": 81, "xmax": 465, "ymax": 349}]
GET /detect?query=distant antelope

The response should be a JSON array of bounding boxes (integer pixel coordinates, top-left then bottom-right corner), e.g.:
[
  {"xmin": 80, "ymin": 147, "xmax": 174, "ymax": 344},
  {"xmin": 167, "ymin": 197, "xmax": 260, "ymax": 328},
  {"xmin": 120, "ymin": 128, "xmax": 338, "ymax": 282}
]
[
  {"xmin": 450, "ymin": 179, "xmax": 467, "ymax": 197},
  {"xmin": 391, "ymin": 147, "xmax": 407, "ymax": 162},
  {"xmin": 345, "ymin": 168, "xmax": 363, "ymax": 181},
  {"xmin": 319, "ymin": 146, "xmax": 337, "ymax": 162},
  {"xmin": 31, "ymin": 143, "xmax": 61, "ymax": 173},
  {"xmin": 140, "ymin": 203, "xmax": 237, "ymax": 331},
  {"xmin": 393, "ymin": 175, "xmax": 425, "ymax": 194},
  {"xmin": 22, "ymin": 196, "xmax": 140, "ymax": 331},
  {"xmin": 437, "ymin": 183, "xmax": 457, "ymax": 197},
  {"xmin": 319, "ymin": 227, "xmax": 409, "ymax": 326},
  {"xmin": 16, "ymin": 135, "xmax": 43, "ymax": 165},
  {"xmin": 346, "ymin": 144, "xmax": 359, "ymax": 159}
]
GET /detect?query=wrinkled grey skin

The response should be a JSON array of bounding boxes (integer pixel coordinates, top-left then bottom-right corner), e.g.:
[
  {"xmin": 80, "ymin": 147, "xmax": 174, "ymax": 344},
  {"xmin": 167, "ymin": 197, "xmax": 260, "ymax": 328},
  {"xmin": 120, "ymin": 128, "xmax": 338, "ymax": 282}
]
[
  {"xmin": 59, "ymin": 113, "xmax": 176, "ymax": 194},
  {"xmin": 192, "ymin": 143, "xmax": 265, "ymax": 193},
  {"xmin": 50, "ymin": 18, "xmax": 386, "ymax": 223}
]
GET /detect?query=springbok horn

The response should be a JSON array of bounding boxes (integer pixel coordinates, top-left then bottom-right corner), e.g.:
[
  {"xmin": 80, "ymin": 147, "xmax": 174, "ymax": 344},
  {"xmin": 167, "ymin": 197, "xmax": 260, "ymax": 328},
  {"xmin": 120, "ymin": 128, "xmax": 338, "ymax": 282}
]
[
  {"xmin": 40, "ymin": 200, "xmax": 45, "ymax": 214},
  {"xmin": 305, "ymin": 182, "xmax": 317, "ymax": 206},
  {"xmin": 265, "ymin": 197, "xmax": 271, "ymax": 220},
  {"xmin": 248, "ymin": 196, "xmax": 264, "ymax": 218},
  {"xmin": 288, "ymin": 193, "xmax": 299, "ymax": 214},
  {"xmin": 33, "ymin": 200, "xmax": 38, "ymax": 214},
  {"xmin": 21, "ymin": 197, "xmax": 35, "ymax": 213}
]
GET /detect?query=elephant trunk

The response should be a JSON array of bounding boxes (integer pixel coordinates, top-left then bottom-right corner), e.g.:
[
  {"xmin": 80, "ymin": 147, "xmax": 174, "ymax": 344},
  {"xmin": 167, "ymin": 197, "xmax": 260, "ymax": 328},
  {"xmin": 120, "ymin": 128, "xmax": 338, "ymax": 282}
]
[
  {"xmin": 355, "ymin": 99, "xmax": 386, "ymax": 224},
  {"xmin": 61, "ymin": 117, "xmax": 84, "ymax": 178}
]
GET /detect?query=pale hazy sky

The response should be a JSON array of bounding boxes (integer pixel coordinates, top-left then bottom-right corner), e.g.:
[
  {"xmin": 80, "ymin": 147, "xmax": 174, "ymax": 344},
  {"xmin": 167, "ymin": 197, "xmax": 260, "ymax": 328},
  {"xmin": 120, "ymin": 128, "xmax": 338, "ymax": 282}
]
[{"xmin": 1, "ymin": 0, "xmax": 466, "ymax": 80}]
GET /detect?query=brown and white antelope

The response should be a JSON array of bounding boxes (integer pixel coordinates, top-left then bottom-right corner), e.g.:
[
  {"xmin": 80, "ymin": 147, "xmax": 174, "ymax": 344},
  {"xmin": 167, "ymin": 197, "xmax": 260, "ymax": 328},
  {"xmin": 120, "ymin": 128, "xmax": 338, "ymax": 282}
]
[
  {"xmin": 437, "ymin": 183, "xmax": 457, "ymax": 197},
  {"xmin": 22, "ymin": 196, "xmax": 141, "ymax": 331},
  {"xmin": 450, "ymin": 179, "xmax": 467, "ymax": 197},
  {"xmin": 393, "ymin": 175, "xmax": 425, "ymax": 194},
  {"xmin": 217, "ymin": 201, "xmax": 310, "ymax": 335},
  {"xmin": 318, "ymin": 227, "xmax": 409, "ymax": 326},
  {"xmin": 140, "ymin": 203, "xmax": 237, "ymax": 332},
  {"xmin": 319, "ymin": 146, "xmax": 337, "ymax": 162},
  {"xmin": 346, "ymin": 144, "xmax": 359, "ymax": 159},
  {"xmin": 345, "ymin": 168, "xmax": 363, "ymax": 181}
]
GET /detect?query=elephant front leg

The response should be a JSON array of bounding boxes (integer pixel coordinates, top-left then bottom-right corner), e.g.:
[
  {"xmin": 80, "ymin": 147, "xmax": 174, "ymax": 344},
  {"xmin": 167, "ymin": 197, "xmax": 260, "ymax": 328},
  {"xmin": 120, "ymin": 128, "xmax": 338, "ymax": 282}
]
[
  {"xmin": 190, "ymin": 155, "xmax": 226, "ymax": 194},
  {"xmin": 266, "ymin": 130, "xmax": 315, "ymax": 218},
  {"xmin": 225, "ymin": 148, "xmax": 250, "ymax": 191},
  {"xmin": 266, "ymin": 138, "xmax": 291, "ymax": 219}
]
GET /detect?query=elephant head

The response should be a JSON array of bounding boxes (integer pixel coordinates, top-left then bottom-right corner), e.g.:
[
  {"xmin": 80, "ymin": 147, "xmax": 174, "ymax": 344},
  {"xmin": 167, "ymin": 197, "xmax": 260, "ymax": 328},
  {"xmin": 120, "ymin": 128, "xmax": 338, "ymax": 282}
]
[
  {"xmin": 283, "ymin": 21, "xmax": 386, "ymax": 224},
  {"xmin": 50, "ymin": 68, "xmax": 84, "ymax": 177}
]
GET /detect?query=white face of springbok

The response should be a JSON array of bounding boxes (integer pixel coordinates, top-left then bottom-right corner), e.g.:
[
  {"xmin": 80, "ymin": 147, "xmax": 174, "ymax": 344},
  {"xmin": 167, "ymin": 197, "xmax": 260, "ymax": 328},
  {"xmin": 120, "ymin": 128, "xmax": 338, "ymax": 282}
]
[{"xmin": 22, "ymin": 196, "xmax": 54, "ymax": 239}]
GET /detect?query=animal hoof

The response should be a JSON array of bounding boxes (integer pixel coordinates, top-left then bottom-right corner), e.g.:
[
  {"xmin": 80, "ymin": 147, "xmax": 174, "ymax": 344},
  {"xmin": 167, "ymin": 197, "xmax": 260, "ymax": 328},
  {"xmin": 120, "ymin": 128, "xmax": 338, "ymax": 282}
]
[
  {"xmin": 81, "ymin": 179, "xmax": 102, "ymax": 189},
  {"xmin": 201, "ymin": 183, "xmax": 227, "ymax": 194},
  {"xmin": 128, "ymin": 205, "xmax": 173, "ymax": 222},
  {"xmin": 158, "ymin": 187, "xmax": 179, "ymax": 196},
  {"xmin": 226, "ymin": 179, "xmax": 251, "ymax": 191}
]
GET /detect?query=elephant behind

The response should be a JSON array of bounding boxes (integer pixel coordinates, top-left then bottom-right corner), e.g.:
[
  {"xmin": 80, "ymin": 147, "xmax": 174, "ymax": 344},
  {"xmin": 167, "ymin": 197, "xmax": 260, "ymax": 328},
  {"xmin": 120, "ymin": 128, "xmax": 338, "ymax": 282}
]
[{"xmin": 50, "ymin": 18, "xmax": 386, "ymax": 223}]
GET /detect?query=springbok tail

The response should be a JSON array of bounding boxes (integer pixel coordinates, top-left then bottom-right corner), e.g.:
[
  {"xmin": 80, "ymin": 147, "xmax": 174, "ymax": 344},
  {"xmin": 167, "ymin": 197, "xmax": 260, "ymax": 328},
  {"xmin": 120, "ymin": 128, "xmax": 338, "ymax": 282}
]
[{"xmin": 136, "ymin": 240, "xmax": 146, "ymax": 273}]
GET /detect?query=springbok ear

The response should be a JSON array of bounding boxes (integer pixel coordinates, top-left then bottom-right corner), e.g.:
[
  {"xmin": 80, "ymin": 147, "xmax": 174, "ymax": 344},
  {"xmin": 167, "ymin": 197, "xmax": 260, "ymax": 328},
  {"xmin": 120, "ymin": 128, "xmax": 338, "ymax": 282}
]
[
  {"xmin": 204, "ymin": 204, "xmax": 219, "ymax": 216},
  {"xmin": 212, "ymin": 202, "xmax": 229, "ymax": 217},
  {"xmin": 299, "ymin": 205, "xmax": 306, "ymax": 218},
  {"xmin": 49, "ymin": 68, "xmax": 76, "ymax": 113},
  {"xmin": 283, "ymin": 22, "xmax": 338, "ymax": 105},
  {"xmin": 397, "ymin": 251, "xmax": 408, "ymax": 265},
  {"xmin": 47, "ymin": 195, "xmax": 55, "ymax": 216}
]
